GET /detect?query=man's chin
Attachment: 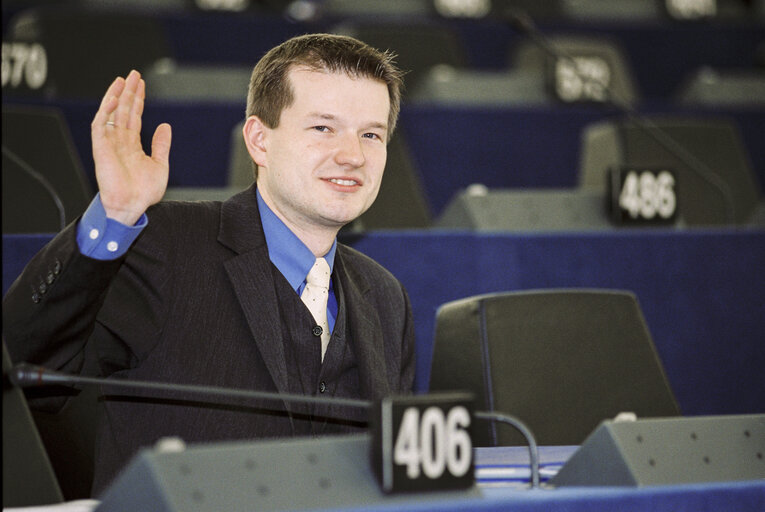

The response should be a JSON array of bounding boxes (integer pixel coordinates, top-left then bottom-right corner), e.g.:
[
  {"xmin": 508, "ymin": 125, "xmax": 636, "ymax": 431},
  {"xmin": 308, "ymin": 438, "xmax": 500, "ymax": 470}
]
[{"xmin": 323, "ymin": 202, "xmax": 373, "ymax": 227}]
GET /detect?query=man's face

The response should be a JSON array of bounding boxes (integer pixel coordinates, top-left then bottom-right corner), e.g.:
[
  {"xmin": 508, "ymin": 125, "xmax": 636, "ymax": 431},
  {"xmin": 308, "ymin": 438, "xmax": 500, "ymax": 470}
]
[{"xmin": 254, "ymin": 67, "xmax": 390, "ymax": 235}]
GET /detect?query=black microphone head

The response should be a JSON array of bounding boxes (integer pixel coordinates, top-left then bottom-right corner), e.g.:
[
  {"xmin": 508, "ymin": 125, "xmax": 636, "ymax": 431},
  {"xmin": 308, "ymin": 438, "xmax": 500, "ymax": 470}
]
[
  {"xmin": 9, "ymin": 362, "xmax": 42, "ymax": 388},
  {"xmin": 9, "ymin": 362, "xmax": 59, "ymax": 388}
]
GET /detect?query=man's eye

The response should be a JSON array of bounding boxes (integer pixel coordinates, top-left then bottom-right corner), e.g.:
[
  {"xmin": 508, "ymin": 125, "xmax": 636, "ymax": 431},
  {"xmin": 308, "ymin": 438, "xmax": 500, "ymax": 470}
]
[
  {"xmin": 313, "ymin": 126, "xmax": 330, "ymax": 132},
  {"xmin": 363, "ymin": 132, "xmax": 382, "ymax": 141}
]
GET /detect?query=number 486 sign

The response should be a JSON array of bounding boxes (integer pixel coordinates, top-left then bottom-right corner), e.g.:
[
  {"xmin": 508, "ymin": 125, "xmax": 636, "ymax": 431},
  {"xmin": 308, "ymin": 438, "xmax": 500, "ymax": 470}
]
[
  {"xmin": 372, "ymin": 393, "xmax": 475, "ymax": 493},
  {"xmin": 609, "ymin": 167, "xmax": 679, "ymax": 225}
]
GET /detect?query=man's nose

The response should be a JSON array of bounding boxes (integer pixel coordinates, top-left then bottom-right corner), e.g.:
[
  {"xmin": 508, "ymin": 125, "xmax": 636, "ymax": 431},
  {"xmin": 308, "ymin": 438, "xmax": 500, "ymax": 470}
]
[{"xmin": 335, "ymin": 133, "xmax": 366, "ymax": 168}]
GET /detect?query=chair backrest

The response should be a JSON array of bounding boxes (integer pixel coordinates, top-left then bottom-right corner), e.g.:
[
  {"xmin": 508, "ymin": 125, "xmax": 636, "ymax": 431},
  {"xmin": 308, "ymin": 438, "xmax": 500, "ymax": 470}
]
[
  {"xmin": 510, "ymin": 35, "xmax": 640, "ymax": 105},
  {"xmin": 3, "ymin": 6, "xmax": 171, "ymax": 99},
  {"xmin": 321, "ymin": 0, "xmax": 431, "ymax": 18},
  {"xmin": 28, "ymin": 385, "xmax": 101, "ymax": 500},
  {"xmin": 2, "ymin": 104, "xmax": 93, "ymax": 233},
  {"xmin": 2, "ymin": 341, "xmax": 63, "ymax": 507},
  {"xmin": 675, "ymin": 68, "xmax": 765, "ymax": 107},
  {"xmin": 578, "ymin": 116, "xmax": 761, "ymax": 226},
  {"xmin": 348, "ymin": 129, "xmax": 432, "ymax": 230},
  {"xmin": 408, "ymin": 66, "xmax": 549, "ymax": 106},
  {"xmin": 331, "ymin": 21, "xmax": 468, "ymax": 93},
  {"xmin": 144, "ymin": 61, "xmax": 252, "ymax": 103},
  {"xmin": 228, "ymin": 120, "xmax": 254, "ymax": 190},
  {"xmin": 429, "ymin": 289, "xmax": 680, "ymax": 446}
]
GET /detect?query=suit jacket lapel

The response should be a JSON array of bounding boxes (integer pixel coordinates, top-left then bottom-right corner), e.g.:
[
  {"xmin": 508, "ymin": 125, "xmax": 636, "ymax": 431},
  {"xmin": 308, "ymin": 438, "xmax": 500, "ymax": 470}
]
[
  {"xmin": 335, "ymin": 249, "xmax": 391, "ymax": 402},
  {"xmin": 217, "ymin": 187, "xmax": 291, "ymax": 401}
]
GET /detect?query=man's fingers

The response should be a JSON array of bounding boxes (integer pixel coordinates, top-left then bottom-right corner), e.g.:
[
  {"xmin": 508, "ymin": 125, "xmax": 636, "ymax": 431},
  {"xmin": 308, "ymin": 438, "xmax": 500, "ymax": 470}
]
[
  {"xmin": 114, "ymin": 70, "xmax": 141, "ymax": 127},
  {"xmin": 92, "ymin": 77, "xmax": 124, "ymax": 132},
  {"xmin": 127, "ymin": 78, "xmax": 145, "ymax": 132},
  {"xmin": 99, "ymin": 76, "xmax": 125, "ymax": 111},
  {"xmin": 151, "ymin": 123, "xmax": 172, "ymax": 167}
]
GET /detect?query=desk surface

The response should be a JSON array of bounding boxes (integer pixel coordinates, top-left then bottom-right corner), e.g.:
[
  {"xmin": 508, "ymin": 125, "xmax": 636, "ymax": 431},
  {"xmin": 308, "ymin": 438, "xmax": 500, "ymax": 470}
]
[{"xmin": 7, "ymin": 445, "xmax": 761, "ymax": 512}]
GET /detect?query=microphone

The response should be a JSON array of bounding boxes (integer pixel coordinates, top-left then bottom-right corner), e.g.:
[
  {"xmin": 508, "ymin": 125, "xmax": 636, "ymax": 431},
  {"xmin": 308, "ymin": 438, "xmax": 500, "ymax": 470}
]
[
  {"xmin": 501, "ymin": 8, "xmax": 737, "ymax": 224},
  {"xmin": 11, "ymin": 363, "xmax": 543, "ymax": 489},
  {"xmin": 2, "ymin": 145, "xmax": 67, "ymax": 231},
  {"xmin": 10, "ymin": 362, "xmax": 370, "ymax": 411}
]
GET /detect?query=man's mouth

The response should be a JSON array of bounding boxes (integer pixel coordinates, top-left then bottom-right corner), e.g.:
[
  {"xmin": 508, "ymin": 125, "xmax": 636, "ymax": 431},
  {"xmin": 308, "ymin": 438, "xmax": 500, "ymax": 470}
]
[{"xmin": 328, "ymin": 178, "xmax": 360, "ymax": 186}]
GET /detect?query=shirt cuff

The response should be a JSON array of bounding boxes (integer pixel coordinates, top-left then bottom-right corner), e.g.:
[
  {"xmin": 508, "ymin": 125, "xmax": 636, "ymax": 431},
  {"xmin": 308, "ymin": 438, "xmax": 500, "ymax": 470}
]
[{"xmin": 76, "ymin": 193, "xmax": 148, "ymax": 260}]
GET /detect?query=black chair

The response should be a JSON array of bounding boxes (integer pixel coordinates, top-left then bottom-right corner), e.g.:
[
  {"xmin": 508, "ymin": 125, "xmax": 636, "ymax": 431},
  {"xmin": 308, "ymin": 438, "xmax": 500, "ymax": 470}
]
[
  {"xmin": 348, "ymin": 128, "xmax": 432, "ymax": 230},
  {"xmin": 3, "ymin": 6, "xmax": 172, "ymax": 99},
  {"xmin": 2, "ymin": 105, "xmax": 93, "ymax": 233},
  {"xmin": 675, "ymin": 67, "xmax": 765, "ymax": 107},
  {"xmin": 321, "ymin": 0, "xmax": 431, "ymax": 18},
  {"xmin": 408, "ymin": 66, "xmax": 549, "ymax": 106},
  {"xmin": 509, "ymin": 35, "xmax": 640, "ymax": 106},
  {"xmin": 144, "ymin": 61, "xmax": 252, "ymax": 104},
  {"xmin": 578, "ymin": 116, "xmax": 762, "ymax": 226},
  {"xmin": 8, "ymin": 342, "xmax": 104, "ymax": 501},
  {"xmin": 429, "ymin": 289, "xmax": 680, "ymax": 446},
  {"xmin": 3, "ymin": 341, "xmax": 63, "ymax": 507},
  {"xmin": 331, "ymin": 21, "xmax": 468, "ymax": 93}
]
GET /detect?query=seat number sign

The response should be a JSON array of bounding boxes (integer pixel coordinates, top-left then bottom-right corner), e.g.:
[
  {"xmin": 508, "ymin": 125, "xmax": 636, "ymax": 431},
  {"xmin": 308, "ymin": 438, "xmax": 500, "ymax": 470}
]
[
  {"xmin": 610, "ymin": 167, "xmax": 678, "ymax": 224},
  {"xmin": 373, "ymin": 393, "xmax": 474, "ymax": 493},
  {"xmin": 553, "ymin": 55, "xmax": 611, "ymax": 103},
  {"xmin": 2, "ymin": 42, "xmax": 48, "ymax": 90}
]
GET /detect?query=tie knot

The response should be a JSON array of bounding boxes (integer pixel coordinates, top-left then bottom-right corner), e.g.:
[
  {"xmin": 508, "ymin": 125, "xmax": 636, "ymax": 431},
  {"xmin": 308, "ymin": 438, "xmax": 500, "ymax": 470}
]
[{"xmin": 305, "ymin": 257, "xmax": 331, "ymax": 289}]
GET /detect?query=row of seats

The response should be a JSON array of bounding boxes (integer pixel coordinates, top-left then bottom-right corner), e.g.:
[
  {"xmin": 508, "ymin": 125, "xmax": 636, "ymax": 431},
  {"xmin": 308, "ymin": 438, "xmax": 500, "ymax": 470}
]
[
  {"xmin": 2, "ymin": 4, "xmax": 764, "ymax": 102},
  {"xmin": 4, "ymin": 0, "xmax": 763, "ymax": 21},
  {"xmin": 2, "ymin": 2, "xmax": 763, "ymax": 234},
  {"xmin": 4, "ymin": 100, "xmax": 763, "ymax": 233}
]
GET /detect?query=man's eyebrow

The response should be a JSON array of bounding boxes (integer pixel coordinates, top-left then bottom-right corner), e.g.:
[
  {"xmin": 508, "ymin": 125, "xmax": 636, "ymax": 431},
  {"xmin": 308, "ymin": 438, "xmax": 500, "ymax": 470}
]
[
  {"xmin": 306, "ymin": 112, "xmax": 337, "ymax": 121},
  {"xmin": 364, "ymin": 121, "xmax": 388, "ymax": 131},
  {"xmin": 306, "ymin": 113, "xmax": 388, "ymax": 131}
]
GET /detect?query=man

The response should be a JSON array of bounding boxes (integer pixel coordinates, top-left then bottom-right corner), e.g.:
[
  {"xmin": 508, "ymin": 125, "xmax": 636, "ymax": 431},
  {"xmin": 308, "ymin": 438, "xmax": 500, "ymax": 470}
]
[{"xmin": 3, "ymin": 34, "xmax": 415, "ymax": 495}]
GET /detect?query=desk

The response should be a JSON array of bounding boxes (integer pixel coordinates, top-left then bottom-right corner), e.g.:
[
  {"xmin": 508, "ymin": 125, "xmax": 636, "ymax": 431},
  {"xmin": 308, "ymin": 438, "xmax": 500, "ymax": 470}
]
[
  {"xmin": 5, "ymin": 445, "xmax": 762, "ymax": 512},
  {"xmin": 316, "ymin": 444, "xmax": 765, "ymax": 512},
  {"xmin": 378, "ymin": 480, "xmax": 765, "ymax": 512}
]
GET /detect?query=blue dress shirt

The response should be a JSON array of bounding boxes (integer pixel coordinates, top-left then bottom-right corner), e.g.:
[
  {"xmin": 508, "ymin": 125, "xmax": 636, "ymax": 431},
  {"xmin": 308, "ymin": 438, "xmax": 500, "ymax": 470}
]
[{"xmin": 75, "ymin": 190, "xmax": 338, "ymax": 331}]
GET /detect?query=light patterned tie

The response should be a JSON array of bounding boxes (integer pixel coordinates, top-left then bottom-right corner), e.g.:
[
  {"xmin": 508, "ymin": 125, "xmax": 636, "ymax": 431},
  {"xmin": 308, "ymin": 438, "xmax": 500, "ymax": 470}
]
[{"xmin": 301, "ymin": 257, "xmax": 331, "ymax": 361}]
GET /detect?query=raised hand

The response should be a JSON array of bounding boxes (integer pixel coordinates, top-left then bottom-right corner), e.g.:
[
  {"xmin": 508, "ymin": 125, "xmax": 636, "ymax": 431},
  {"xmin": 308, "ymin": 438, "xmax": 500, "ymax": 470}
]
[{"xmin": 91, "ymin": 70, "xmax": 172, "ymax": 226}]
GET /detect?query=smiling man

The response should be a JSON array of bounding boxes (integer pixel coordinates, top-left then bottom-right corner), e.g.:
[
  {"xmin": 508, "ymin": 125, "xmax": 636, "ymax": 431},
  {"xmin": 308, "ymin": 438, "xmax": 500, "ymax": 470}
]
[{"xmin": 3, "ymin": 34, "xmax": 414, "ymax": 496}]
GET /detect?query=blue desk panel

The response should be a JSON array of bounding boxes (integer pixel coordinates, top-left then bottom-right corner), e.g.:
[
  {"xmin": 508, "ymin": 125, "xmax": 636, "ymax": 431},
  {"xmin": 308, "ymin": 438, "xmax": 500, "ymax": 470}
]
[
  {"xmin": 345, "ymin": 230, "xmax": 765, "ymax": 415},
  {"xmin": 310, "ymin": 480, "xmax": 765, "ymax": 512},
  {"xmin": 5, "ymin": 230, "xmax": 764, "ymax": 416}
]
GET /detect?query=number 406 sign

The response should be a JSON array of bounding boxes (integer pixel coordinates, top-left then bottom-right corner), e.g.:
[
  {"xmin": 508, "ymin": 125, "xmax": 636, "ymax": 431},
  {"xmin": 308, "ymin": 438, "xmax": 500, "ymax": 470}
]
[{"xmin": 372, "ymin": 393, "xmax": 475, "ymax": 493}]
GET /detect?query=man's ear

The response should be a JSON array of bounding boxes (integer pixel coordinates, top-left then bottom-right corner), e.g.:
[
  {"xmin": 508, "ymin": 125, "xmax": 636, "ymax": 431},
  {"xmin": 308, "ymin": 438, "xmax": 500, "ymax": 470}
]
[{"xmin": 243, "ymin": 115, "xmax": 268, "ymax": 168}]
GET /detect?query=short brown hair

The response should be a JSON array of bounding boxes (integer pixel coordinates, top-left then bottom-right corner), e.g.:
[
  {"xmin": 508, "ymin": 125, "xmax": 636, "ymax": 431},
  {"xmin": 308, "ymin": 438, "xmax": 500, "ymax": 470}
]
[{"xmin": 245, "ymin": 33, "xmax": 404, "ymax": 177}]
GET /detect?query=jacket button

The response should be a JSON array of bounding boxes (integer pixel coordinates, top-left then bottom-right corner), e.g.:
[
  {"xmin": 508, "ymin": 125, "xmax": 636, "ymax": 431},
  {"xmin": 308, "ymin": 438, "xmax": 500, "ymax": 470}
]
[
  {"xmin": 319, "ymin": 381, "xmax": 326, "ymax": 393},
  {"xmin": 32, "ymin": 292, "xmax": 41, "ymax": 304},
  {"xmin": 38, "ymin": 282, "xmax": 48, "ymax": 294},
  {"xmin": 312, "ymin": 325, "xmax": 323, "ymax": 337},
  {"xmin": 53, "ymin": 259, "xmax": 62, "ymax": 275},
  {"xmin": 46, "ymin": 272, "xmax": 55, "ymax": 284}
]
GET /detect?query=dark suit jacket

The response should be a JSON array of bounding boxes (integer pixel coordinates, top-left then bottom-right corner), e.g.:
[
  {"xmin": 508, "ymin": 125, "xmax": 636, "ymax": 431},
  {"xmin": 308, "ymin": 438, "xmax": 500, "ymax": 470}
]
[{"xmin": 3, "ymin": 185, "xmax": 416, "ymax": 494}]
